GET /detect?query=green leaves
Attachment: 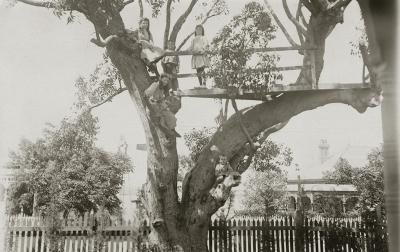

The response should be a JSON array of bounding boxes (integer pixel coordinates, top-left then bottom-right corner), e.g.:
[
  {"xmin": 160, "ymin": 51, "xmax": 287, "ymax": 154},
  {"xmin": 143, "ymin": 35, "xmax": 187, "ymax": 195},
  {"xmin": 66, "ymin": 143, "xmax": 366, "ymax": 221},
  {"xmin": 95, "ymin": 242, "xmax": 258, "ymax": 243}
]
[
  {"xmin": 183, "ymin": 127, "xmax": 216, "ymax": 162},
  {"xmin": 323, "ymin": 146, "xmax": 385, "ymax": 214},
  {"xmin": 209, "ymin": 2, "xmax": 282, "ymax": 91},
  {"xmin": 240, "ymin": 168, "xmax": 287, "ymax": 217},
  {"xmin": 252, "ymin": 140, "xmax": 293, "ymax": 172},
  {"xmin": 6, "ymin": 113, "xmax": 133, "ymax": 216},
  {"xmin": 74, "ymin": 54, "xmax": 122, "ymax": 110}
]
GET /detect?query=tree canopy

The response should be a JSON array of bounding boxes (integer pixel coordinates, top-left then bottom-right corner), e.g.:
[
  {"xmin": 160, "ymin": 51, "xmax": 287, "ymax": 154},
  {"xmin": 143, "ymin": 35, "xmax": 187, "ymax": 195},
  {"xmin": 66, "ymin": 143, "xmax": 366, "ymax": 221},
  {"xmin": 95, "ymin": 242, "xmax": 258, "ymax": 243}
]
[
  {"xmin": 6, "ymin": 0, "xmax": 385, "ymax": 249},
  {"xmin": 323, "ymin": 146, "xmax": 385, "ymax": 212},
  {"xmin": 7, "ymin": 113, "xmax": 133, "ymax": 216}
]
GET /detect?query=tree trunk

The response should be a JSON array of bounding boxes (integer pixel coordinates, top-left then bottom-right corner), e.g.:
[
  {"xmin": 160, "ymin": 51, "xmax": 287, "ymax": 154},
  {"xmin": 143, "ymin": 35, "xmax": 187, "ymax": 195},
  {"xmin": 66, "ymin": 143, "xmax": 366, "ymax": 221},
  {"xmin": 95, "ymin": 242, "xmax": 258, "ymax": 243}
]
[{"xmin": 80, "ymin": 2, "xmax": 379, "ymax": 251}]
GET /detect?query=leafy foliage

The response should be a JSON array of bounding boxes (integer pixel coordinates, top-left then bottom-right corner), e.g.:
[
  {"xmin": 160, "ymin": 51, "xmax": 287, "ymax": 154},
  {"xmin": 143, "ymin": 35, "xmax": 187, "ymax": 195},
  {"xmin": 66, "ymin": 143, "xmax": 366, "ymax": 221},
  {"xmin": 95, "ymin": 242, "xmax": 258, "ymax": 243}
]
[
  {"xmin": 323, "ymin": 146, "xmax": 385, "ymax": 213},
  {"xmin": 74, "ymin": 54, "xmax": 123, "ymax": 110},
  {"xmin": 313, "ymin": 194, "xmax": 344, "ymax": 217},
  {"xmin": 145, "ymin": 0, "xmax": 166, "ymax": 18},
  {"xmin": 239, "ymin": 141, "xmax": 292, "ymax": 216},
  {"xmin": 252, "ymin": 140, "xmax": 293, "ymax": 172},
  {"xmin": 240, "ymin": 169, "xmax": 287, "ymax": 217},
  {"xmin": 323, "ymin": 157, "xmax": 353, "ymax": 184},
  {"xmin": 209, "ymin": 2, "xmax": 282, "ymax": 91},
  {"xmin": 183, "ymin": 127, "xmax": 215, "ymax": 163},
  {"xmin": 6, "ymin": 113, "xmax": 133, "ymax": 216},
  {"xmin": 195, "ymin": 0, "xmax": 229, "ymax": 21}
]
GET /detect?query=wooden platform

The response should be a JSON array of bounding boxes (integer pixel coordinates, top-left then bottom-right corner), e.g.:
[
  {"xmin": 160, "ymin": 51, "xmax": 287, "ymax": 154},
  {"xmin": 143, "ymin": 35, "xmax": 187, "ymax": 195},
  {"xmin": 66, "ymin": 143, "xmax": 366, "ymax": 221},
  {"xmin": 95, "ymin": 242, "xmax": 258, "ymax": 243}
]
[{"xmin": 175, "ymin": 83, "xmax": 371, "ymax": 101}]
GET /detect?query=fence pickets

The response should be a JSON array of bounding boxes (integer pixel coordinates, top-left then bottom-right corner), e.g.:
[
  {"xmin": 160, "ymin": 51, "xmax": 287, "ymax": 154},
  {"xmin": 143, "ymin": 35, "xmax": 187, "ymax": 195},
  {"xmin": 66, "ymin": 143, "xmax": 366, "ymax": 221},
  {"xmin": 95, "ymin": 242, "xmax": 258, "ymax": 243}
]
[
  {"xmin": 207, "ymin": 216, "xmax": 386, "ymax": 252},
  {"xmin": 6, "ymin": 215, "xmax": 386, "ymax": 252}
]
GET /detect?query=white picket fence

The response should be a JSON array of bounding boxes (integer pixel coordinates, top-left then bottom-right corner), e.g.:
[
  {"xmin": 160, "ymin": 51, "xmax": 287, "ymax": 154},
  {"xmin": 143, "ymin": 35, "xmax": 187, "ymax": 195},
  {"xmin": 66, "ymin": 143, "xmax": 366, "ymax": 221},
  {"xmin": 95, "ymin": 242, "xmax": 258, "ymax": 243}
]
[{"xmin": 5, "ymin": 214, "xmax": 148, "ymax": 252}]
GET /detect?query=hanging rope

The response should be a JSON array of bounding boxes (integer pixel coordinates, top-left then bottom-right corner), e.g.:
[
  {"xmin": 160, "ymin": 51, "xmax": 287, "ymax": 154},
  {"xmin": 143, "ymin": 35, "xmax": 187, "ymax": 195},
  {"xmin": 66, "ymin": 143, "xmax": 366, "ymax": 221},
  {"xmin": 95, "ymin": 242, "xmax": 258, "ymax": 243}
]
[{"xmin": 231, "ymin": 99, "xmax": 256, "ymax": 150}]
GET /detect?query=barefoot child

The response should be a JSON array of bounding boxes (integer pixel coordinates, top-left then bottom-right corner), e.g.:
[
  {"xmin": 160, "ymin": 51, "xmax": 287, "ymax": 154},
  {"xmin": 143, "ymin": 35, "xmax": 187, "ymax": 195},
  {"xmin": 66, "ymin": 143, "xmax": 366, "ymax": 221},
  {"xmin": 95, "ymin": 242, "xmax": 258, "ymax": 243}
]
[{"xmin": 189, "ymin": 25, "xmax": 210, "ymax": 88}]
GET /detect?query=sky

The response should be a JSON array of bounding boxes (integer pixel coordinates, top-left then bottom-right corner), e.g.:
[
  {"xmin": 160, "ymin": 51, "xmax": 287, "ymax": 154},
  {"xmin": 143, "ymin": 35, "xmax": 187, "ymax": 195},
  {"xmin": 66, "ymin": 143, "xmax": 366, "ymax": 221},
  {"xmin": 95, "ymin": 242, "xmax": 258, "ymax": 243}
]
[{"xmin": 0, "ymin": 0, "xmax": 384, "ymax": 184}]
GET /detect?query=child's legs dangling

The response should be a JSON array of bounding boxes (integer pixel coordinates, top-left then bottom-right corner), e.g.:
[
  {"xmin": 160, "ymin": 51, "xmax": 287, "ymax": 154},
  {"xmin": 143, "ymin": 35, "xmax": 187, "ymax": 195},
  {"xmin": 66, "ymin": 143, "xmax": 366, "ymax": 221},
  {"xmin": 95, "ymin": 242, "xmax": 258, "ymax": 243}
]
[{"xmin": 196, "ymin": 67, "xmax": 205, "ymax": 86}]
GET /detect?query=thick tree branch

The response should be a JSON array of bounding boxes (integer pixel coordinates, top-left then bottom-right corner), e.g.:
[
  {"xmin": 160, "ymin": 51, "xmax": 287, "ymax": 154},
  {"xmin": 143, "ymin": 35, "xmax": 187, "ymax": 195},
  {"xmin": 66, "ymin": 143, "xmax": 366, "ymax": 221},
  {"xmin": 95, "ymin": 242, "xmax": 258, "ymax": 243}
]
[
  {"xmin": 163, "ymin": 0, "xmax": 174, "ymax": 49},
  {"xmin": 138, "ymin": 0, "xmax": 143, "ymax": 18},
  {"xmin": 320, "ymin": 0, "xmax": 352, "ymax": 11},
  {"xmin": 119, "ymin": 0, "xmax": 135, "ymax": 11},
  {"xmin": 300, "ymin": 0, "xmax": 316, "ymax": 14},
  {"xmin": 230, "ymin": 120, "xmax": 289, "ymax": 172},
  {"xmin": 90, "ymin": 34, "xmax": 118, "ymax": 47},
  {"xmin": 87, "ymin": 88, "xmax": 127, "ymax": 112},
  {"xmin": 296, "ymin": 1, "xmax": 306, "ymax": 46},
  {"xmin": 176, "ymin": 1, "xmax": 222, "ymax": 51},
  {"xmin": 263, "ymin": 0, "xmax": 300, "ymax": 47},
  {"xmin": 282, "ymin": 0, "xmax": 308, "ymax": 37},
  {"xmin": 183, "ymin": 88, "xmax": 381, "ymax": 216},
  {"xmin": 168, "ymin": 0, "xmax": 198, "ymax": 44},
  {"xmin": 17, "ymin": 0, "xmax": 57, "ymax": 8}
]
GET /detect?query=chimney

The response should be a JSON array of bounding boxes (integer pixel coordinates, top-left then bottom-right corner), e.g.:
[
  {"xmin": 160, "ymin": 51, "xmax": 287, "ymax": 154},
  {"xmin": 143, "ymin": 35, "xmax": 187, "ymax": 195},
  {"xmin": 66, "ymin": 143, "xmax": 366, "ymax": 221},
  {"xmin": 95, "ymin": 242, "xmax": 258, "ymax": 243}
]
[{"xmin": 318, "ymin": 139, "xmax": 329, "ymax": 164}]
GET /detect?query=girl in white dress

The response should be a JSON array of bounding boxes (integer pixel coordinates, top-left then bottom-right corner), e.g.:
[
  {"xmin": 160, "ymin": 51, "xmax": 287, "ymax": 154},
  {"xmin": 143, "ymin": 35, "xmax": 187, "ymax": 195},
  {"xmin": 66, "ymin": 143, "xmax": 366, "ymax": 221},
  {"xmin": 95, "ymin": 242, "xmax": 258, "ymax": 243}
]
[
  {"xmin": 189, "ymin": 25, "xmax": 210, "ymax": 88},
  {"xmin": 138, "ymin": 18, "xmax": 164, "ymax": 77}
]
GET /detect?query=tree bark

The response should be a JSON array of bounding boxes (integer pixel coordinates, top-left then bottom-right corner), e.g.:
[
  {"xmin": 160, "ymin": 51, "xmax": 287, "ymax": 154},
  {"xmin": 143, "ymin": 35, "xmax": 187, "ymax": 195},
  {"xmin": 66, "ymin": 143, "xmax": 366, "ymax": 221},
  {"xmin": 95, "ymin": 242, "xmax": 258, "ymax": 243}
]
[{"xmin": 16, "ymin": 1, "xmax": 384, "ymax": 251}]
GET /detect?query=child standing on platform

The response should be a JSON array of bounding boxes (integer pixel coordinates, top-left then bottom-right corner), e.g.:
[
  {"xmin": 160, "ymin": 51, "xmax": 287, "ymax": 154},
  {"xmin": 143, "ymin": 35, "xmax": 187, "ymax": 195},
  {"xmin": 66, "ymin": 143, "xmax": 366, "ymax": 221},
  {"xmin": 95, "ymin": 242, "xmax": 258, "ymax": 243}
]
[
  {"xmin": 189, "ymin": 25, "xmax": 210, "ymax": 88},
  {"xmin": 162, "ymin": 41, "xmax": 180, "ymax": 91}
]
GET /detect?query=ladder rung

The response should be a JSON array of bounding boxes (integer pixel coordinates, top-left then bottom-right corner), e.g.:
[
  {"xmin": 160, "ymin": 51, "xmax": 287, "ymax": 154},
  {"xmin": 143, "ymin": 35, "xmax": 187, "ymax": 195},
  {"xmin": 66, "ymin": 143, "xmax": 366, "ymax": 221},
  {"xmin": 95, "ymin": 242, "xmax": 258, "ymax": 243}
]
[
  {"xmin": 163, "ymin": 46, "xmax": 317, "ymax": 56},
  {"xmin": 174, "ymin": 65, "xmax": 308, "ymax": 79}
]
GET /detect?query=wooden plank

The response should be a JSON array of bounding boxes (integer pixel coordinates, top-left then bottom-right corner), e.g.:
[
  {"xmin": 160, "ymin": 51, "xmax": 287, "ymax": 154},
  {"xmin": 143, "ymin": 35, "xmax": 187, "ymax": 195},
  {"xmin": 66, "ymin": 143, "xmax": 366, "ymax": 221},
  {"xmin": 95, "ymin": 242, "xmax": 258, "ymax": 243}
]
[
  {"xmin": 213, "ymin": 219, "xmax": 218, "ymax": 252},
  {"xmin": 252, "ymin": 220, "xmax": 256, "ymax": 252},
  {"xmin": 314, "ymin": 220, "xmax": 319, "ymax": 252},
  {"xmin": 247, "ymin": 220, "xmax": 251, "ymax": 252},
  {"xmin": 309, "ymin": 219, "xmax": 314, "ymax": 252},
  {"xmin": 319, "ymin": 220, "xmax": 327, "ymax": 251},
  {"xmin": 40, "ymin": 231, "xmax": 45, "ymax": 252},
  {"xmin": 175, "ymin": 83, "xmax": 371, "ymax": 100},
  {"xmin": 232, "ymin": 219, "xmax": 237, "ymax": 252},
  {"xmin": 284, "ymin": 218, "xmax": 290, "ymax": 252},
  {"xmin": 163, "ymin": 46, "xmax": 317, "ymax": 56},
  {"xmin": 242, "ymin": 220, "xmax": 247, "ymax": 252},
  {"xmin": 208, "ymin": 221, "xmax": 213, "ymax": 252},
  {"xmin": 257, "ymin": 220, "xmax": 262, "ymax": 252},
  {"xmin": 237, "ymin": 220, "xmax": 242, "ymax": 252},
  {"xmin": 274, "ymin": 219, "xmax": 280, "ymax": 252},
  {"xmin": 218, "ymin": 220, "xmax": 223, "ymax": 252},
  {"xmin": 176, "ymin": 65, "xmax": 307, "ymax": 79}
]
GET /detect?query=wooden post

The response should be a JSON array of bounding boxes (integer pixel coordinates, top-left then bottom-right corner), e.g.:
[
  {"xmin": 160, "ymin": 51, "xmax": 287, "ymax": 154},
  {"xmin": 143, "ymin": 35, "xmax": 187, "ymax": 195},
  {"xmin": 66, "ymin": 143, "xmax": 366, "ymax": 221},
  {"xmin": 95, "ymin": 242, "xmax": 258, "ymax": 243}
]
[
  {"xmin": 295, "ymin": 165, "xmax": 305, "ymax": 252},
  {"xmin": 309, "ymin": 33, "xmax": 317, "ymax": 89}
]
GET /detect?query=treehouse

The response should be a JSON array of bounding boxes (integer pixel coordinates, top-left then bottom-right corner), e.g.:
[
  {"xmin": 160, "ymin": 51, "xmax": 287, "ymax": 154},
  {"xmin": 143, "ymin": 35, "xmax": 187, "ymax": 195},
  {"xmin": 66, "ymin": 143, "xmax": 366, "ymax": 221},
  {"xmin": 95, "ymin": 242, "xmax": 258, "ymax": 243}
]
[{"xmin": 163, "ymin": 46, "xmax": 371, "ymax": 101}]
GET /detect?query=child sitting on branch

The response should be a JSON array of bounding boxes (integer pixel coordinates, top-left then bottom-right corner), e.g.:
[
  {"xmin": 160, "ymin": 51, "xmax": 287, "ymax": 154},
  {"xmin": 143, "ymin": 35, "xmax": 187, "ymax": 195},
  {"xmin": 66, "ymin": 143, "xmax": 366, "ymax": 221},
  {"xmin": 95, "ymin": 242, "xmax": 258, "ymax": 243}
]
[
  {"xmin": 138, "ymin": 18, "xmax": 165, "ymax": 77},
  {"xmin": 145, "ymin": 74, "xmax": 181, "ymax": 138}
]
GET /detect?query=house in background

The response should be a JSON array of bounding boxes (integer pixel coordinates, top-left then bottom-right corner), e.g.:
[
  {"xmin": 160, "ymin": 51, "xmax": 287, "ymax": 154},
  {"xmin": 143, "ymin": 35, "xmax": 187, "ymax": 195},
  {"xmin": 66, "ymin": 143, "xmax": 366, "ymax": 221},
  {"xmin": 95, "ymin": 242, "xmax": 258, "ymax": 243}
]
[{"xmin": 285, "ymin": 139, "xmax": 374, "ymax": 215}]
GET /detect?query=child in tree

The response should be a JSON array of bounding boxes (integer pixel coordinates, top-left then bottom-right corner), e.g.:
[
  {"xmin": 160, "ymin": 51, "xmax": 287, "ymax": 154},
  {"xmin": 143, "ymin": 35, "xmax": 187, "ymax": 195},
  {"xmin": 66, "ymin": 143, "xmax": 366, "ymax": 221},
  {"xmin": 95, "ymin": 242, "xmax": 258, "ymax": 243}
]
[
  {"xmin": 189, "ymin": 24, "xmax": 210, "ymax": 88},
  {"xmin": 162, "ymin": 41, "xmax": 180, "ymax": 91},
  {"xmin": 138, "ymin": 18, "xmax": 164, "ymax": 77},
  {"xmin": 145, "ymin": 74, "xmax": 181, "ymax": 138},
  {"xmin": 215, "ymin": 155, "xmax": 234, "ymax": 183}
]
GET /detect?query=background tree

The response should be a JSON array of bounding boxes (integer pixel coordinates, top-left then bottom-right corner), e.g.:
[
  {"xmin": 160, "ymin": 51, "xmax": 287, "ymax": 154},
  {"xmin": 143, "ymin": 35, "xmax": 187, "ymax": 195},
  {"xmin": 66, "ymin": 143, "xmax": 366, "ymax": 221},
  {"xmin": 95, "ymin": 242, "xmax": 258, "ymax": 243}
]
[
  {"xmin": 240, "ymin": 169, "xmax": 287, "ymax": 217},
  {"xmin": 9, "ymin": 0, "xmax": 383, "ymax": 250},
  {"xmin": 6, "ymin": 113, "xmax": 133, "ymax": 217},
  {"xmin": 323, "ymin": 146, "xmax": 385, "ymax": 213}
]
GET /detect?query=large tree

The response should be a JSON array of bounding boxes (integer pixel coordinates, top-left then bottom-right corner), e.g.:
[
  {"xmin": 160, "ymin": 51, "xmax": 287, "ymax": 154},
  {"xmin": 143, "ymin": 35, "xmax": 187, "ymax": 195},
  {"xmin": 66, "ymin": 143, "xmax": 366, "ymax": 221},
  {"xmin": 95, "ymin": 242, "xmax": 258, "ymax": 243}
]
[
  {"xmin": 6, "ymin": 113, "xmax": 133, "ymax": 217},
  {"xmin": 9, "ymin": 0, "xmax": 383, "ymax": 250}
]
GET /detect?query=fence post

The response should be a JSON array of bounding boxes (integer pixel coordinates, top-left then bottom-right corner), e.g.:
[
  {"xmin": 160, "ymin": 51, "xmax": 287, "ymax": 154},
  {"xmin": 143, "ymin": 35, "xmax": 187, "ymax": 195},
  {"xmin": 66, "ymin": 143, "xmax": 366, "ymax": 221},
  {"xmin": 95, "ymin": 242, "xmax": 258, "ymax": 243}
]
[{"xmin": 295, "ymin": 210, "xmax": 305, "ymax": 252}]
